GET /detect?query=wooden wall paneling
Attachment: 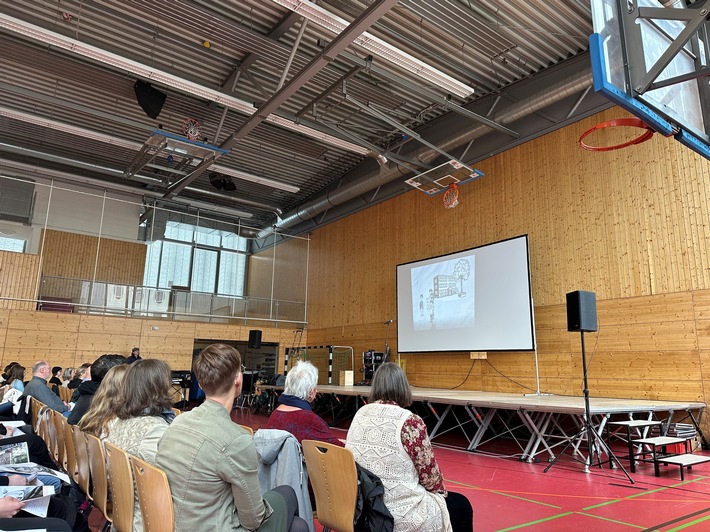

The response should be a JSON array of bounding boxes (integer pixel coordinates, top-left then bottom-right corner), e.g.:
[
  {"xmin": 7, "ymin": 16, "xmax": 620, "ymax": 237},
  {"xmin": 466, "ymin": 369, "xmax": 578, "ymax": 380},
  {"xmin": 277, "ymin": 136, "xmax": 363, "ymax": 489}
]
[
  {"xmin": 96, "ymin": 238, "xmax": 146, "ymax": 286},
  {"xmin": 0, "ymin": 310, "xmax": 8, "ymax": 360},
  {"xmin": 194, "ymin": 323, "xmax": 245, "ymax": 342},
  {"xmin": 139, "ymin": 320, "xmax": 197, "ymax": 370},
  {"xmin": 3, "ymin": 310, "xmax": 81, "ymax": 368},
  {"xmin": 0, "ymin": 251, "xmax": 40, "ymax": 309},
  {"xmin": 75, "ymin": 315, "xmax": 142, "ymax": 361},
  {"xmin": 40, "ymin": 229, "xmax": 146, "ymax": 287},
  {"xmin": 303, "ymin": 106, "xmax": 710, "ymax": 439}
]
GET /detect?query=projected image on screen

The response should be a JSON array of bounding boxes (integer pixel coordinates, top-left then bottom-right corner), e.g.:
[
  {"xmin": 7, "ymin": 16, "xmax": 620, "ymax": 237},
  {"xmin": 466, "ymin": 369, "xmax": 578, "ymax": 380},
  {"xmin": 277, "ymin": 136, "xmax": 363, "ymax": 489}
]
[
  {"xmin": 397, "ymin": 235, "xmax": 534, "ymax": 352},
  {"xmin": 411, "ymin": 257, "xmax": 474, "ymax": 330}
]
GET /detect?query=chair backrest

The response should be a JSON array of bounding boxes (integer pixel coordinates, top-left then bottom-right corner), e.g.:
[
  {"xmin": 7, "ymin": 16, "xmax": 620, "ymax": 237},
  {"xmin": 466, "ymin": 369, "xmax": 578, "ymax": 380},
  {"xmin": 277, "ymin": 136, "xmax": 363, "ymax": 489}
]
[
  {"xmin": 238, "ymin": 424, "xmax": 254, "ymax": 436},
  {"xmin": 29, "ymin": 396, "xmax": 42, "ymax": 429},
  {"xmin": 86, "ymin": 433, "xmax": 111, "ymax": 525},
  {"xmin": 104, "ymin": 442, "xmax": 134, "ymax": 532},
  {"xmin": 53, "ymin": 411, "xmax": 67, "ymax": 469},
  {"xmin": 71, "ymin": 424, "xmax": 92, "ymax": 499},
  {"xmin": 130, "ymin": 455, "xmax": 174, "ymax": 532},
  {"xmin": 59, "ymin": 386, "xmax": 73, "ymax": 403},
  {"xmin": 64, "ymin": 418, "xmax": 77, "ymax": 480},
  {"xmin": 301, "ymin": 440, "xmax": 358, "ymax": 532},
  {"xmin": 42, "ymin": 408, "xmax": 56, "ymax": 459}
]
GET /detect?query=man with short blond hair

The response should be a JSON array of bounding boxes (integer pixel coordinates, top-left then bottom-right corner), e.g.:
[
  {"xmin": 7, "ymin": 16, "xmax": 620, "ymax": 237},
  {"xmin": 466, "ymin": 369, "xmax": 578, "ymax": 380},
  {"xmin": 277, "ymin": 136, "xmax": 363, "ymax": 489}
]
[{"xmin": 22, "ymin": 361, "xmax": 69, "ymax": 415}]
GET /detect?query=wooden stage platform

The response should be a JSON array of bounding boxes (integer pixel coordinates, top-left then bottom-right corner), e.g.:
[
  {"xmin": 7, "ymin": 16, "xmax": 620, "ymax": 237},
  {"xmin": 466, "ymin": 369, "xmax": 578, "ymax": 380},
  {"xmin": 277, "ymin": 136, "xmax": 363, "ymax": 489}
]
[{"xmin": 261, "ymin": 384, "xmax": 706, "ymax": 463}]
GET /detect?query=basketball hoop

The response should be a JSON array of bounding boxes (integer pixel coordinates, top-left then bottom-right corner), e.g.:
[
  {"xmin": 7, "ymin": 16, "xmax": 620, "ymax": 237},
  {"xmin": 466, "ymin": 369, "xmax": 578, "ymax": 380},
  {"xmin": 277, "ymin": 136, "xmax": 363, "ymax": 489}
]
[
  {"xmin": 182, "ymin": 117, "xmax": 203, "ymax": 141},
  {"xmin": 578, "ymin": 117, "xmax": 654, "ymax": 152},
  {"xmin": 442, "ymin": 183, "xmax": 459, "ymax": 209}
]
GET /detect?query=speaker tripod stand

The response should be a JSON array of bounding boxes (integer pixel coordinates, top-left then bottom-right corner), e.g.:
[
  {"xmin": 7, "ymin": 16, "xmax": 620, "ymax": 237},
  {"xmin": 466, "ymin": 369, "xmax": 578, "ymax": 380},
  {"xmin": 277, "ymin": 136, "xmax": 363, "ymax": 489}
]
[{"xmin": 544, "ymin": 330, "xmax": 634, "ymax": 484}]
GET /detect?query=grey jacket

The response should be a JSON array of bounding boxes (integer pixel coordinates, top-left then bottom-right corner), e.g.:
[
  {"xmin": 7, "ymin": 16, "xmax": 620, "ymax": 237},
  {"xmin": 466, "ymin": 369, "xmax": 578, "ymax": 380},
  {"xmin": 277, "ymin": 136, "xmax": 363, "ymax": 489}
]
[
  {"xmin": 253, "ymin": 429, "xmax": 314, "ymax": 532},
  {"xmin": 23, "ymin": 376, "xmax": 68, "ymax": 413}
]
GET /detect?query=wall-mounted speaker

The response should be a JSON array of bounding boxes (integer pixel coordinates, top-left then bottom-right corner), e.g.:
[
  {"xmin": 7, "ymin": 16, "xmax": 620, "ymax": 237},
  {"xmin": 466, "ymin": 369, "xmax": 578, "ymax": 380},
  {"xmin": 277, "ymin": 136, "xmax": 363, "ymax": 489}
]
[
  {"xmin": 566, "ymin": 291, "xmax": 597, "ymax": 332},
  {"xmin": 248, "ymin": 329, "xmax": 262, "ymax": 349},
  {"xmin": 134, "ymin": 80, "xmax": 167, "ymax": 119}
]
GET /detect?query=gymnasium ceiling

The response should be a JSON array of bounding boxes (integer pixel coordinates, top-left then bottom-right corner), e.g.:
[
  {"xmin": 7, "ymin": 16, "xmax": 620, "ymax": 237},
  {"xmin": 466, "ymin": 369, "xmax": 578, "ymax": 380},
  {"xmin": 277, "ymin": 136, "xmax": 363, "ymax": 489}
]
[{"xmin": 0, "ymin": 0, "xmax": 619, "ymax": 243}]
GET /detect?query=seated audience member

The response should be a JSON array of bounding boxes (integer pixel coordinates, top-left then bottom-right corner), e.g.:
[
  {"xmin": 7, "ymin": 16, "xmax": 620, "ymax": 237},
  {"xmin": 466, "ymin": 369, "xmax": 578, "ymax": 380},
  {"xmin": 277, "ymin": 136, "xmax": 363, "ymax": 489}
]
[
  {"xmin": 49, "ymin": 366, "xmax": 63, "ymax": 397},
  {"xmin": 346, "ymin": 363, "xmax": 473, "ymax": 532},
  {"xmin": 61, "ymin": 368, "xmax": 74, "ymax": 387},
  {"xmin": 1, "ymin": 363, "xmax": 19, "ymax": 384},
  {"xmin": 126, "ymin": 347, "xmax": 142, "ymax": 364},
  {"xmin": 67, "ymin": 364, "xmax": 90, "ymax": 390},
  {"xmin": 6, "ymin": 365, "xmax": 25, "ymax": 393},
  {"xmin": 156, "ymin": 344, "xmax": 308, "ymax": 532},
  {"xmin": 0, "ymin": 425, "xmax": 59, "ymax": 470},
  {"xmin": 266, "ymin": 361, "xmax": 343, "ymax": 446},
  {"xmin": 49, "ymin": 366, "xmax": 63, "ymax": 387},
  {"xmin": 0, "ymin": 365, "xmax": 26, "ymax": 417},
  {"xmin": 77, "ymin": 365, "xmax": 129, "ymax": 440},
  {"xmin": 68, "ymin": 354, "xmax": 126, "ymax": 425},
  {"xmin": 0, "ymin": 495, "xmax": 75, "ymax": 531},
  {"xmin": 105, "ymin": 360, "xmax": 173, "ymax": 532},
  {"xmin": 0, "ymin": 426, "xmax": 63, "ymax": 492},
  {"xmin": 22, "ymin": 361, "xmax": 70, "ymax": 416}
]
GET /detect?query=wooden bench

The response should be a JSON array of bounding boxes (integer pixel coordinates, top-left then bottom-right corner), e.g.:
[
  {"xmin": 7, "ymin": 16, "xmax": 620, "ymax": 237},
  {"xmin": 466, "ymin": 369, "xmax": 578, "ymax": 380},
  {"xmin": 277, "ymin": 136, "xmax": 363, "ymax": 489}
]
[{"xmin": 37, "ymin": 297, "xmax": 75, "ymax": 313}]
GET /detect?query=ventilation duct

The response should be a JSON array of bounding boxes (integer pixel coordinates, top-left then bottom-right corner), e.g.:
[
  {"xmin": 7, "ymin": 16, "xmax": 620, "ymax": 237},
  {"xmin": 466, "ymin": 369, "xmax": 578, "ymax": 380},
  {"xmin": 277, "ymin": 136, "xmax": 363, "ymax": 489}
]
[{"xmin": 0, "ymin": 176, "xmax": 35, "ymax": 224}]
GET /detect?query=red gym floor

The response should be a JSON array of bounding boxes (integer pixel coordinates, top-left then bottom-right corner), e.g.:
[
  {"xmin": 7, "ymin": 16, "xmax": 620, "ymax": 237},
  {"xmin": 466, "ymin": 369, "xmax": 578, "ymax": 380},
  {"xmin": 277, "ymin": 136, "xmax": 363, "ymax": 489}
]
[{"xmin": 234, "ymin": 408, "xmax": 710, "ymax": 532}]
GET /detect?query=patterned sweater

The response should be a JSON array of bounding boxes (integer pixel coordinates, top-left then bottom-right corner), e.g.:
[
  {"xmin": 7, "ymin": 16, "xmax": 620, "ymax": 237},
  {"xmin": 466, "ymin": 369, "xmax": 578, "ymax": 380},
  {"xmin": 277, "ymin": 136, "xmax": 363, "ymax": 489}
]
[{"xmin": 105, "ymin": 416, "xmax": 169, "ymax": 532}]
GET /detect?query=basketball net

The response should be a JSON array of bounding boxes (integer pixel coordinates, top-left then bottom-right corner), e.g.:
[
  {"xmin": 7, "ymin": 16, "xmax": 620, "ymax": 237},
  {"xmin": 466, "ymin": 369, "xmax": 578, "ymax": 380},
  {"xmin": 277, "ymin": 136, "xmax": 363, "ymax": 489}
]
[
  {"xmin": 182, "ymin": 117, "xmax": 203, "ymax": 141},
  {"xmin": 443, "ymin": 183, "xmax": 459, "ymax": 209}
]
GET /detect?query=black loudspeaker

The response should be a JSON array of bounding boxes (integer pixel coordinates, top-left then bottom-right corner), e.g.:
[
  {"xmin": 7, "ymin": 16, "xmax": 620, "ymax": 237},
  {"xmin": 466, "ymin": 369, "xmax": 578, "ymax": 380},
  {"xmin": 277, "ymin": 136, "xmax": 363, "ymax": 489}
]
[
  {"xmin": 566, "ymin": 291, "xmax": 597, "ymax": 332},
  {"xmin": 248, "ymin": 329, "xmax": 262, "ymax": 349},
  {"xmin": 134, "ymin": 80, "xmax": 167, "ymax": 119}
]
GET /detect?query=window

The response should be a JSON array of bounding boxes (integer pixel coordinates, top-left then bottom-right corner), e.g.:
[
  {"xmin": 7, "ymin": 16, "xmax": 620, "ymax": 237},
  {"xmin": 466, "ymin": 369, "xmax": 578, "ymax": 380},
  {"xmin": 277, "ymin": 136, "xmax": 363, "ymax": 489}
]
[
  {"xmin": 191, "ymin": 248, "xmax": 217, "ymax": 293},
  {"xmin": 0, "ymin": 237, "xmax": 26, "ymax": 253},
  {"xmin": 143, "ymin": 222, "xmax": 247, "ymax": 296}
]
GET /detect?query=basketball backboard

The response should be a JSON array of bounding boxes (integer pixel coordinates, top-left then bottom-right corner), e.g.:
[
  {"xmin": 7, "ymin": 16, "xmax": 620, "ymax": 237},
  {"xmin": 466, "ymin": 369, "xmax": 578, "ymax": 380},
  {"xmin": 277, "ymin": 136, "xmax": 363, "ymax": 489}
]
[
  {"xmin": 124, "ymin": 130, "xmax": 229, "ymax": 182},
  {"xmin": 405, "ymin": 160, "xmax": 484, "ymax": 196},
  {"xmin": 589, "ymin": 0, "xmax": 710, "ymax": 159}
]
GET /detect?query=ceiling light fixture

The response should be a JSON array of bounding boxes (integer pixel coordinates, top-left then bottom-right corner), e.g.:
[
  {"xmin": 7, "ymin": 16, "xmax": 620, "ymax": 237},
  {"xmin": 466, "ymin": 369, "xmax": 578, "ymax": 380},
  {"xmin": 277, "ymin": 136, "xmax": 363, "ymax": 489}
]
[
  {"xmin": 0, "ymin": 106, "xmax": 300, "ymax": 193},
  {"xmin": 0, "ymin": 14, "xmax": 369, "ymax": 156},
  {"xmin": 271, "ymin": 0, "xmax": 474, "ymax": 99}
]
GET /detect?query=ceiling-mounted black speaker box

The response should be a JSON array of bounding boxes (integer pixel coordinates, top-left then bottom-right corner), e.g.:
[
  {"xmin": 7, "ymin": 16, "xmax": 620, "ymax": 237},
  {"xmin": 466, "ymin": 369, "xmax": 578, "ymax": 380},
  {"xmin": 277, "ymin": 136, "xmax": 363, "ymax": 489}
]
[
  {"xmin": 208, "ymin": 172, "xmax": 224, "ymax": 190},
  {"xmin": 134, "ymin": 80, "xmax": 167, "ymax": 119}
]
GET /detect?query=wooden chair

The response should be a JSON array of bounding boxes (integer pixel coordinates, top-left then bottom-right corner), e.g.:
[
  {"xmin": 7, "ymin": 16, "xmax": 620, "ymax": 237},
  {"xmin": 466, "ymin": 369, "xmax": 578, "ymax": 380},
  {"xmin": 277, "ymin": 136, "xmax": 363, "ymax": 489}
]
[
  {"xmin": 41, "ymin": 408, "xmax": 56, "ymax": 460},
  {"xmin": 302, "ymin": 440, "xmax": 358, "ymax": 532},
  {"xmin": 59, "ymin": 386, "xmax": 73, "ymax": 403},
  {"xmin": 71, "ymin": 425, "xmax": 92, "ymax": 502},
  {"xmin": 52, "ymin": 411, "xmax": 67, "ymax": 470},
  {"xmin": 238, "ymin": 424, "xmax": 254, "ymax": 436},
  {"xmin": 29, "ymin": 397, "xmax": 42, "ymax": 430},
  {"xmin": 64, "ymin": 418, "xmax": 77, "ymax": 481},
  {"xmin": 86, "ymin": 433, "xmax": 112, "ymax": 531},
  {"xmin": 130, "ymin": 456, "xmax": 174, "ymax": 532},
  {"xmin": 171, "ymin": 407, "xmax": 181, "ymax": 417},
  {"xmin": 104, "ymin": 442, "xmax": 134, "ymax": 532}
]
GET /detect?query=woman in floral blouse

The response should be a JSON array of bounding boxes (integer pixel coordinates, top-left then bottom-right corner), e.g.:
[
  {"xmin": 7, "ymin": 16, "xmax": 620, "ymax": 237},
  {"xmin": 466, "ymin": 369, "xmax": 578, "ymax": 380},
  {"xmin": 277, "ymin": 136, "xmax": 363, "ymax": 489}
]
[{"xmin": 346, "ymin": 363, "xmax": 473, "ymax": 532}]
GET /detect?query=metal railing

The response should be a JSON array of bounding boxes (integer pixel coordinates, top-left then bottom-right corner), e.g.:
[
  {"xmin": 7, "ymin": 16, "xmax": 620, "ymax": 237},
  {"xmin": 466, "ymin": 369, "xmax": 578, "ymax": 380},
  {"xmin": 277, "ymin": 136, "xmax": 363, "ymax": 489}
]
[{"xmin": 37, "ymin": 276, "xmax": 306, "ymax": 326}]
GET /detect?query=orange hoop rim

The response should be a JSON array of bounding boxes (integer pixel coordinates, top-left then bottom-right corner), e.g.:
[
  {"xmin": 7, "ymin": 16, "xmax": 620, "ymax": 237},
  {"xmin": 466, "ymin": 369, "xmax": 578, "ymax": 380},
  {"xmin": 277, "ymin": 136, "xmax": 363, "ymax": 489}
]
[
  {"xmin": 578, "ymin": 117, "xmax": 654, "ymax": 152},
  {"xmin": 443, "ymin": 183, "xmax": 459, "ymax": 209}
]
